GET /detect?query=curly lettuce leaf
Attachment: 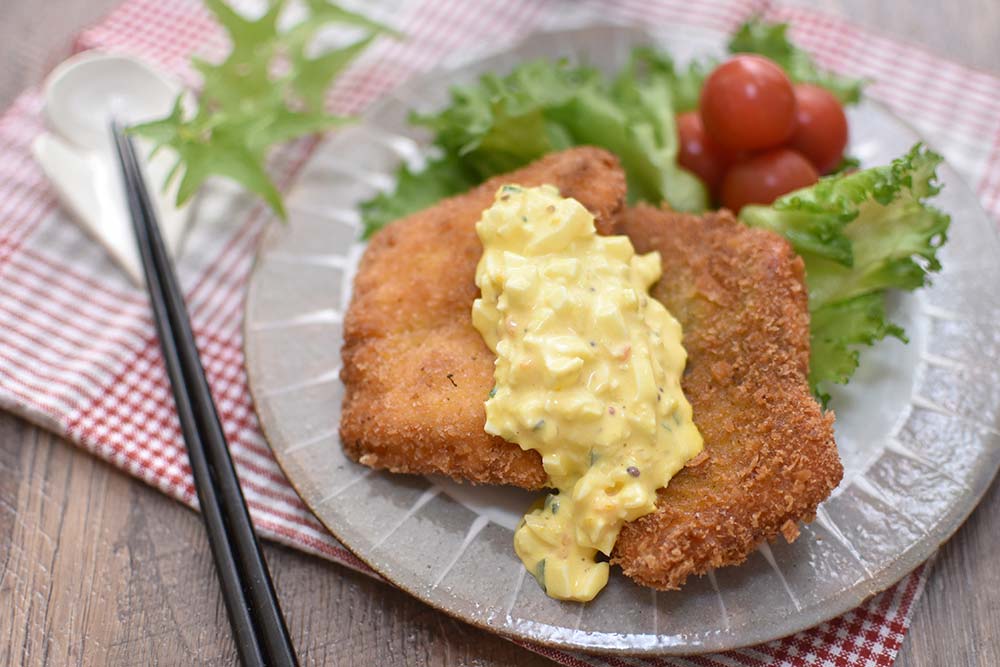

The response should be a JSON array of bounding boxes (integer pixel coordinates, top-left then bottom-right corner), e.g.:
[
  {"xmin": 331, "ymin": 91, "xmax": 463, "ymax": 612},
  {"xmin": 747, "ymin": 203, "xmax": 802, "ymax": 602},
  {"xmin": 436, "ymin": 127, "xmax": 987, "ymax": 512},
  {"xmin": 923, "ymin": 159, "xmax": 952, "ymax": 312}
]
[
  {"xmin": 830, "ymin": 155, "xmax": 862, "ymax": 175},
  {"xmin": 739, "ymin": 186, "xmax": 856, "ymax": 265},
  {"xmin": 729, "ymin": 18, "xmax": 864, "ymax": 105},
  {"xmin": 740, "ymin": 145, "xmax": 949, "ymax": 403},
  {"xmin": 803, "ymin": 148, "xmax": 949, "ymax": 306},
  {"xmin": 605, "ymin": 50, "xmax": 709, "ymax": 209},
  {"xmin": 359, "ymin": 155, "xmax": 477, "ymax": 235},
  {"xmin": 363, "ymin": 54, "xmax": 709, "ymax": 237},
  {"xmin": 624, "ymin": 46, "xmax": 712, "ymax": 113},
  {"xmin": 808, "ymin": 293, "xmax": 906, "ymax": 398},
  {"xmin": 411, "ymin": 60, "xmax": 594, "ymax": 179}
]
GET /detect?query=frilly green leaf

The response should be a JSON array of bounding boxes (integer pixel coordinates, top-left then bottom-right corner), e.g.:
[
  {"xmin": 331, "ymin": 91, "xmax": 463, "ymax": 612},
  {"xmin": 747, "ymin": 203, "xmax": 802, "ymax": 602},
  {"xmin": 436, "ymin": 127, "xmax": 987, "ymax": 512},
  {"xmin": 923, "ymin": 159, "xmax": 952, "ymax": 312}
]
[
  {"xmin": 130, "ymin": 0, "xmax": 395, "ymax": 220},
  {"xmin": 363, "ymin": 51, "xmax": 711, "ymax": 237},
  {"xmin": 741, "ymin": 144, "xmax": 950, "ymax": 401}
]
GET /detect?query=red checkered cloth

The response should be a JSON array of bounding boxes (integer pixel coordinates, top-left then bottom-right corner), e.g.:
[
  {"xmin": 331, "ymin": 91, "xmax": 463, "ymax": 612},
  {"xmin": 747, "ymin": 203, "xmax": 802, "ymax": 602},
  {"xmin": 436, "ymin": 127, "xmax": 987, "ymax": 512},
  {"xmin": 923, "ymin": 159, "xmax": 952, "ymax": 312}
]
[{"xmin": 1, "ymin": 0, "xmax": 997, "ymax": 664}]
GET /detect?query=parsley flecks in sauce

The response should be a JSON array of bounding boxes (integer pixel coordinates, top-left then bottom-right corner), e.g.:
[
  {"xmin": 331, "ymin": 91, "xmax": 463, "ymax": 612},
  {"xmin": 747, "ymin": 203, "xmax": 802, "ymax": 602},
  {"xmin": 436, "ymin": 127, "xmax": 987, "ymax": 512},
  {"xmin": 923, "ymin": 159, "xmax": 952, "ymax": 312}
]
[{"xmin": 471, "ymin": 185, "xmax": 703, "ymax": 601}]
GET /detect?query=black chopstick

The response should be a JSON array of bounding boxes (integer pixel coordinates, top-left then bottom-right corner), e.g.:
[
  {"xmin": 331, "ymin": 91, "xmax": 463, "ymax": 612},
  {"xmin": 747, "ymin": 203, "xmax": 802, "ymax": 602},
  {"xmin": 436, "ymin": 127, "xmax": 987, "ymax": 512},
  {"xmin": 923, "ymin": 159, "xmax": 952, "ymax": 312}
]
[{"xmin": 111, "ymin": 123, "xmax": 298, "ymax": 667}]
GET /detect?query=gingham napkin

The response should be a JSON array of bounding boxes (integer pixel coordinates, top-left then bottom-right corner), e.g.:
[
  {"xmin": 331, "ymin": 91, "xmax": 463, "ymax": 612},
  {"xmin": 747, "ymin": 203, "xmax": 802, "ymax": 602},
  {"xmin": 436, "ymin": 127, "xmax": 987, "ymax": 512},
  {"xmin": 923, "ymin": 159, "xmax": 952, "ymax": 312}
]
[{"xmin": 2, "ymin": 0, "xmax": 998, "ymax": 664}]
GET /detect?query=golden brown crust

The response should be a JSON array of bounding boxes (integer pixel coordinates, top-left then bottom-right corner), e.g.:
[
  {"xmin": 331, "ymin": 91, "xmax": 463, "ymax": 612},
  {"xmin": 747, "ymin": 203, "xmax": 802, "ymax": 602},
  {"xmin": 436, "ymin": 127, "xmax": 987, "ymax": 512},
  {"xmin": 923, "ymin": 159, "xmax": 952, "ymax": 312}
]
[
  {"xmin": 340, "ymin": 153, "xmax": 842, "ymax": 590},
  {"xmin": 339, "ymin": 148, "xmax": 626, "ymax": 487},
  {"xmin": 610, "ymin": 205, "xmax": 841, "ymax": 590}
]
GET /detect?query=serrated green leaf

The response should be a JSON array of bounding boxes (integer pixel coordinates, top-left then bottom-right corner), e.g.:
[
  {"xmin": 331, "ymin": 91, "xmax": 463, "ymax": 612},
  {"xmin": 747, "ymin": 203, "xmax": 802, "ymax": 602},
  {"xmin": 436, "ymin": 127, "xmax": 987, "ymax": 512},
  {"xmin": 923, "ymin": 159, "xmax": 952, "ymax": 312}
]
[
  {"xmin": 741, "ymin": 144, "xmax": 949, "ymax": 401},
  {"xmin": 130, "ymin": 0, "xmax": 395, "ymax": 220},
  {"xmin": 304, "ymin": 0, "xmax": 402, "ymax": 38},
  {"xmin": 204, "ymin": 0, "xmax": 282, "ymax": 58},
  {"xmin": 171, "ymin": 126, "xmax": 286, "ymax": 216},
  {"xmin": 829, "ymin": 155, "xmax": 861, "ymax": 175},
  {"xmin": 251, "ymin": 110, "xmax": 352, "ymax": 150},
  {"xmin": 411, "ymin": 59, "xmax": 596, "ymax": 165},
  {"xmin": 799, "ymin": 146, "xmax": 948, "ymax": 308},
  {"xmin": 808, "ymin": 293, "xmax": 907, "ymax": 406},
  {"xmin": 360, "ymin": 155, "xmax": 476, "ymax": 238},
  {"xmin": 740, "ymin": 192, "xmax": 857, "ymax": 266},
  {"xmin": 364, "ymin": 51, "xmax": 709, "ymax": 238},
  {"xmin": 128, "ymin": 97, "xmax": 185, "ymax": 145},
  {"xmin": 607, "ymin": 53, "xmax": 708, "ymax": 209},
  {"xmin": 625, "ymin": 46, "xmax": 713, "ymax": 113},
  {"xmin": 290, "ymin": 34, "xmax": 378, "ymax": 110}
]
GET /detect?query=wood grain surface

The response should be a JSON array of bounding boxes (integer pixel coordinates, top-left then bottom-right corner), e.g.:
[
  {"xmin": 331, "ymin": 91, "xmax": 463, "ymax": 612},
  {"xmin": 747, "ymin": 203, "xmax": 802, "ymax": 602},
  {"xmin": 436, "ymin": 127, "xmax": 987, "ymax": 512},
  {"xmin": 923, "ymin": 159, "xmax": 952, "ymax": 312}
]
[{"xmin": 1, "ymin": 1, "xmax": 998, "ymax": 665}]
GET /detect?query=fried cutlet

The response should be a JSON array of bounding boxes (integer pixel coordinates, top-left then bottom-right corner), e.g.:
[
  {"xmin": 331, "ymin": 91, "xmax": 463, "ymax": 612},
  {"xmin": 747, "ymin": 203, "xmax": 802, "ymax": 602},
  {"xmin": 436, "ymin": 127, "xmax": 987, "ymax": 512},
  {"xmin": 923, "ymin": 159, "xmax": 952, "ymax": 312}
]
[
  {"xmin": 340, "ymin": 151, "xmax": 842, "ymax": 590},
  {"xmin": 610, "ymin": 204, "xmax": 841, "ymax": 589},
  {"xmin": 340, "ymin": 147, "xmax": 623, "ymax": 487}
]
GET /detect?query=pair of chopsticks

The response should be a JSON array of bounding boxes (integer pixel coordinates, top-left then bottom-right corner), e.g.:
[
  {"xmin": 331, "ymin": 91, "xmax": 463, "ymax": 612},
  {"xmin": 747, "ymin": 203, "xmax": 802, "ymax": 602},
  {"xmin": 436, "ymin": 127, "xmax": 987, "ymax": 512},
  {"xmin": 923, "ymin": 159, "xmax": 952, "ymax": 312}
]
[{"xmin": 110, "ymin": 123, "xmax": 299, "ymax": 667}]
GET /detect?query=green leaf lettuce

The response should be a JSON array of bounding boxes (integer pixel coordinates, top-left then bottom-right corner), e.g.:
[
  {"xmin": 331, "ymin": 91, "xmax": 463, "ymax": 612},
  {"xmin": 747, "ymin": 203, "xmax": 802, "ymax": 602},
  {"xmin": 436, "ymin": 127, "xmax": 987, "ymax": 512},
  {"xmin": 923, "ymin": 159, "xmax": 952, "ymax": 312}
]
[
  {"xmin": 362, "ymin": 53, "xmax": 709, "ymax": 237},
  {"xmin": 740, "ymin": 144, "xmax": 949, "ymax": 403}
]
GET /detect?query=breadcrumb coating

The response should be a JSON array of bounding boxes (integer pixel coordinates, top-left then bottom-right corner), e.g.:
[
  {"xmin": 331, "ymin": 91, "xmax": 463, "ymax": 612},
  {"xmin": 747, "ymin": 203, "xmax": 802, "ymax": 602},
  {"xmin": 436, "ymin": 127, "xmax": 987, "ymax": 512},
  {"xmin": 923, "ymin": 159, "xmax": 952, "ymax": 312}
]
[
  {"xmin": 339, "ymin": 151, "xmax": 842, "ymax": 590},
  {"xmin": 340, "ymin": 148, "xmax": 625, "ymax": 487},
  {"xmin": 611, "ymin": 205, "xmax": 841, "ymax": 590}
]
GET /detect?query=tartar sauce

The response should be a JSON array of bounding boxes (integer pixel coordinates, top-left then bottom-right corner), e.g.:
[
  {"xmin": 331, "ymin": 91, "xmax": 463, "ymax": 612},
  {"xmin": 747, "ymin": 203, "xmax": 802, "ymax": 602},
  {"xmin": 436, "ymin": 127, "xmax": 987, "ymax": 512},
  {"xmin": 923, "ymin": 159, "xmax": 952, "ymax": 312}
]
[{"xmin": 472, "ymin": 184, "xmax": 704, "ymax": 601}]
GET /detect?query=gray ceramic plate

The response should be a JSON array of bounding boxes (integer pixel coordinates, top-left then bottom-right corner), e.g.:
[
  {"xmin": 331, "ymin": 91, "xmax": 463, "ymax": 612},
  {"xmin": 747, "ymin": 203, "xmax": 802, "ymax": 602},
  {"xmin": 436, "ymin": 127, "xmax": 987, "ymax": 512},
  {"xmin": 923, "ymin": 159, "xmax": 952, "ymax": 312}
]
[{"xmin": 244, "ymin": 24, "xmax": 1000, "ymax": 655}]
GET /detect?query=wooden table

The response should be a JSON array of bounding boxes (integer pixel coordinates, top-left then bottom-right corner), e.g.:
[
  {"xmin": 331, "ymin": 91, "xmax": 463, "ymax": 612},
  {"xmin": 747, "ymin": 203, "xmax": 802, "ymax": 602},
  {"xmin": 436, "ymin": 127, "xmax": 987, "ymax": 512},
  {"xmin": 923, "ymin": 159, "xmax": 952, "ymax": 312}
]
[{"xmin": 2, "ymin": 1, "xmax": 998, "ymax": 665}]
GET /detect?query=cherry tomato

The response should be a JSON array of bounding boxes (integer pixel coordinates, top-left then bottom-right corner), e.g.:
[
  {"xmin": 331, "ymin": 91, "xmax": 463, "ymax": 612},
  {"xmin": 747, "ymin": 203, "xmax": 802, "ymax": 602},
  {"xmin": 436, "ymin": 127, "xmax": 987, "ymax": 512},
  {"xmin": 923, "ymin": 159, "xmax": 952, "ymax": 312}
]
[
  {"xmin": 721, "ymin": 148, "xmax": 819, "ymax": 213},
  {"xmin": 699, "ymin": 55, "xmax": 797, "ymax": 151},
  {"xmin": 788, "ymin": 84, "xmax": 849, "ymax": 174},
  {"xmin": 676, "ymin": 111, "xmax": 733, "ymax": 192}
]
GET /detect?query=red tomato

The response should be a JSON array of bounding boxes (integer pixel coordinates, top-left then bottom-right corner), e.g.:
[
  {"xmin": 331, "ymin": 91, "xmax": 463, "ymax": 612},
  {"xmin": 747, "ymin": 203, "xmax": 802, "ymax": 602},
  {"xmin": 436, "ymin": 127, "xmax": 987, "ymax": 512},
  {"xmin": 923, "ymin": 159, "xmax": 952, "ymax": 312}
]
[
  {"xmin": 788, "ymin": 84, "xmax": 849, "ymax": 174},
  {"xmin": 676, "ymin": 111, "xmax": 733, "ymax": 192},
  {"xmin": 699, "ymin": 55, "xmax": 797, "ymax": 151},
  {"xmin": 721, "ymin": 148, "xmax": 819, "ymax": 213}
]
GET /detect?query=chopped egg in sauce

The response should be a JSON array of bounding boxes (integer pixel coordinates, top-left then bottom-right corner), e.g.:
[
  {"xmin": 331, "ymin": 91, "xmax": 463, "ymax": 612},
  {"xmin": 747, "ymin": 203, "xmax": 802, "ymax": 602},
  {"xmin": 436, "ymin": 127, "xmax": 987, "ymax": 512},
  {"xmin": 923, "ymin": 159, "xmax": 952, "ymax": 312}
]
[{"xmin": 472, "ymin": 184, "xmax": 704, "ymax": 602}]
